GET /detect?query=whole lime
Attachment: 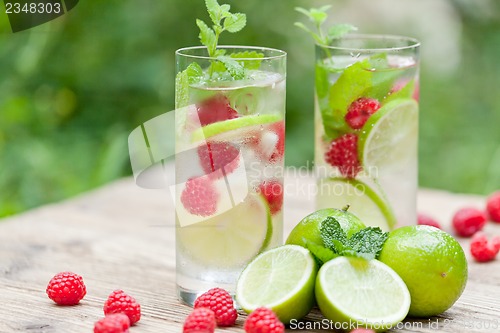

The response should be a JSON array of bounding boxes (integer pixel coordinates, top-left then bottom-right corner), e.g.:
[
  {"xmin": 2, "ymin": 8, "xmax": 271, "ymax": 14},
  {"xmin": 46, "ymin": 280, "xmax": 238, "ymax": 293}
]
[
  {"xmin": 378, "ymin": 225, "xmax": 468, "ymax": 317},
  {"xmin": 286, "ymin": 208, "xmax": 366, "ymax": 248}
]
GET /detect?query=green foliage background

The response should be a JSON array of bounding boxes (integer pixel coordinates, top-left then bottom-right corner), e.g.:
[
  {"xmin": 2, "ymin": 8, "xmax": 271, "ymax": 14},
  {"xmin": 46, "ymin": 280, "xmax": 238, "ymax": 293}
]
[{"xmin": 0, "ymin": 0, "xmax": 499, "ymax": 217}]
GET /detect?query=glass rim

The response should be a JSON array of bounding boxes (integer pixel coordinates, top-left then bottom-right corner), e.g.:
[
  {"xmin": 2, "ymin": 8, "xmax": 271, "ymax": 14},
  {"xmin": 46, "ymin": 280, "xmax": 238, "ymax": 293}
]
[
  {"xmin": 318, "ymin": 34, "xmax": 420, "ymax": 52},
  {"xmin": 175, "ymin": 45, "xmax": 287, "ymax": 61}
]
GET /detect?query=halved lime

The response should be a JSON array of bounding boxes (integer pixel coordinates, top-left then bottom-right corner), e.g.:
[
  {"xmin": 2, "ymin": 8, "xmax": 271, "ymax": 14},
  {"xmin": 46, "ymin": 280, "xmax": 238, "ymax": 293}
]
[
  {"xmin": 177, "ymin": 194, "xmax": 272, "ymax": 267},
  {"xmin": 191, "ymin": 114, "xmax": 281, "ymax": 142},
  {"xmin": 316, "ymin": 256, "xmax": 411, "ymax": 331},
  {"xmin": 316, "ymin": 177, "xmax": 396, "ymax": 231},
  {"xmin": 236, "ymin": 245, "xmax": 318, "ymax": 323},
  {"xmin": 358, "ymin": 98, "xmax": 418, "ymax": 169}
]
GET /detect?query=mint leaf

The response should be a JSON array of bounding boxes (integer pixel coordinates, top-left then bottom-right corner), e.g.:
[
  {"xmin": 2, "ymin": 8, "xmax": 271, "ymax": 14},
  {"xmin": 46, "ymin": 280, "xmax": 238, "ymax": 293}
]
[
  {"xmin": 224, "ymin": 13, "xmax": 246, "ymax": 33},
  {"xmin": 230, "ymin": 51, "xmax": 264, "ymax": 70},
  {"xmin": 196, "ymin": 19, "xmax": 217, "ymax": 56},
  {"xmin": 348, "ymin": 227, "xmax": 388, "ymax": 259},
  {"xmin": 205, "ymin": 0, "xmax": 220, "ymax": 25},
  {"xmin": 175, "ymin": 70, "xmax": 189, "ymax": 109},
  {"xmin": 295, "ymin": 6, "xmax": 357, "ymax": 46},
  {"xmin": 217, "ymin": 56, "xmax": 246, "ymax": 79},
  {"xmin": 305, "ymin": 240, "xmax": 338, "ymax": 266},
  {"xmin": 327, "ymin": 24, "xmax": 357, "ymax": 41},
  {"xmin": 309, "ymin": 8, "xmax": 329, "ymax": 25},
  {"xmin": 185, "ymin": 62, "xmax": 204, "ymax": 84},
  {"xmin": 320, "ymin": 217, "xmax": 348, "ymax": 252},
  {"xmin": 197, "ymin": 0, "xmax": 248, "ymax": 80}
]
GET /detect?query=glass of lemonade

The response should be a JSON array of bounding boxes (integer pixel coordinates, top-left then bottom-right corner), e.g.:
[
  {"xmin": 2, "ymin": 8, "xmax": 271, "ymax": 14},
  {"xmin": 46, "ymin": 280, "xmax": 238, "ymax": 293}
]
[
  {"xmin": 174, "ymin": 46, "xmax": 286, "ymax": 305},
  {"xmin": 314, "ymin": 35, "xmax": 420, "ymax": 231}
]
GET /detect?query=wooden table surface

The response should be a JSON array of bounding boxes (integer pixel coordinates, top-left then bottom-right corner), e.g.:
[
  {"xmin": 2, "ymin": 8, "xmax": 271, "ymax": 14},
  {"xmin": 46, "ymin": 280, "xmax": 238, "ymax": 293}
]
[{"xmin": 1, "ymin": 172, "xmax": 499, "ymax": 332}]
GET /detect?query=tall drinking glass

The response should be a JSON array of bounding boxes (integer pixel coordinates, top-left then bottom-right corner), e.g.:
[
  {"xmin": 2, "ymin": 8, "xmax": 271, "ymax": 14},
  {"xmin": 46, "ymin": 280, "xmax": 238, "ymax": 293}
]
[
  {"xmin": 314, "ymin": 35, "xmax": 420, "ymax": 230},
  {"xmin": 175, "ymin": 46, "xmax": 286, "ymax": 305}
]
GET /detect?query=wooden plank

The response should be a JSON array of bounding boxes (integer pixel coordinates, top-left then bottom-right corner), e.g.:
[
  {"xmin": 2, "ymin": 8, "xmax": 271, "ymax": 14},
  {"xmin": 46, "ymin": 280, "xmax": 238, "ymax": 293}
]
[{"xmin": 0, "ymin": 174, "xmax": 499, "ymax": 332}]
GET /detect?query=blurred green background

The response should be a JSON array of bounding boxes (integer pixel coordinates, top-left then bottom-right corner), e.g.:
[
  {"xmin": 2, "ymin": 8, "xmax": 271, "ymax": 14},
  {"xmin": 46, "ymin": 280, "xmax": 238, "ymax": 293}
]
[{"xmin": 0, "ymin": 0, "xmax": 499, "ymax": 218}]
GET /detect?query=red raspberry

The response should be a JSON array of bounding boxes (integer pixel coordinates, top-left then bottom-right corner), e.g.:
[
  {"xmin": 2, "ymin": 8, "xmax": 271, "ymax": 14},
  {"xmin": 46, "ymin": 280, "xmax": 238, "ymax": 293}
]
[
  {"xmin": 244, "ymin": 307, "xmax": 284, "ymax": 333},
  {"xmin": 486, "ymin": 191, "xmax": 500, "ymax": 223},
  {"xmin": 196, "ymin": 94, "xmax": 239, "ymax": 126},
  {"xmin": 194, "ymin": 288, "xmax": 238, "ymax": 327},
  {"xmin": 198, "ymin": 142, "xmax": 240, "ymax": 177},
  {"xmin": 258, "ymin": 180, "xmax": 284, "ymax": 215},
  {"xmin": 345, "ymin": 97, "xmax": 380, "ymax": 130},
  {"xmin": 417, "ymin": 213, "xmax": 442, "ymax": 229},
  {"xmin": 183, "ymin": 307, "xmax": 216, "ymax": 333},
  {"xmin": 94, "ymin": 314, "xmax": 130, "ymax": 333},
  {"xmin": 452, "ymin": 207, "xmax": 487, "ymax": 237},
  {"xmin": 46, "ymin": 271, "xmax": 86, "ymax": 305},
  {"xmin": 180, "ymin": 176, "xmax": 219, "ymax": 217},
  {"xmin": 104, "ymin": 290, "xmax": 141, "ymax": 325},
  {"xmin": 470, "ymin": 232, "xmax": 500, "ymax": 262},
  {"xmin": 324, "ymin": 133, "xmax": 361, "ymax": 178}
]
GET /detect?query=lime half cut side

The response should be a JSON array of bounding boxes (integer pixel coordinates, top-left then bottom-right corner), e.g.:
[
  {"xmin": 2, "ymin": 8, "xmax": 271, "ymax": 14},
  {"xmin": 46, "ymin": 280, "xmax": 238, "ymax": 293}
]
[
  {"xmin": 316, "ymin": 256, "xmax": 411, "ymax": 332},
  {"xmin": 316, "ymin": 177, "xmax": 396, "ymax": 231},
  {"xmin": 236, "ymin": 245, "xmax": 318, "ymax": 323},
  {"xmin": 191, "ymin": 114, "xmax": 281, "ymax": 142},
  {"xmin": 358, "ymin": 98, "xmax": 418, "ymax": 170},
  {"xmin": 177, "ymin": 194, "xmax": 272, "ymax": 267}
]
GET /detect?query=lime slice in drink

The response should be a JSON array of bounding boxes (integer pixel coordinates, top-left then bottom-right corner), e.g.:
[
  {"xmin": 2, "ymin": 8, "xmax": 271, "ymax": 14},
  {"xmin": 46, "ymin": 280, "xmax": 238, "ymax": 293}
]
[
  {"xmin": 316, "ymin": 256, "xmax": 411, "ymax": 331},
  {"xmin": 177, "ymin": 194, "xmax": 272, "ymax": 267},
  {"xmin": 316, "ymin": 177, "xmax": 396, "ymax": 231},
  {"xmin": 358, "ymin": 98, "xmax": 418, "ymax": 170},
  {"xmin": 191, "ymin": 114, "xmax": 281, "ymax": 142},
  {"xmin": 236, "ymin": 245, "xmax": 318, "ymax": 323}
]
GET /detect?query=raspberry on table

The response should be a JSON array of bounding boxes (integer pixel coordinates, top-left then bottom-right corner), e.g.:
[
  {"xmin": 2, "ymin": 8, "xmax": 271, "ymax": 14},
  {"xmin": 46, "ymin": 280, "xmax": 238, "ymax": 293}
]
[
  {"xmin": 198, "ymin": 141, "xmax": 240, "ymax": 177},
  {"xmin": 183, "ymin": 307, "xmax": 217, "ymax": 333},
  {"xmin": 470, "ymin": 232, "xmax": 500, "ymax": 262},
  {"xmin": 417, "ymin": 213, "xmax": 442, "ymax": 229},
  {"xmin": 103, "ymin": 290, "xmax": 141, "ymax": 325},
  {"xmin": 196, "ymin": 94, "xmax": 239, "ymax": 126},
  {"xmin": 324, "ymin": 133, "xmax": 362, "ymax": 178},
  {"xmin": 46, "ymin": 271, "xmax": 86, "ymax": 305},
  {"xmin": 94, "ymin": 314, "xmax": 130, "ymax": 333},
  {"xmin": 486, "ymin": 191, "xmax": 500, "ymax": 223},
  {"xmin": 180, "ymin": 176, "xmax": 219, "ymax": 217},
  {"xmin": 345, "ymin": 97, "xmax": 380, "ymax": 130},
  {"xmin": 258, "ymin": 180, "xmax": 284, "ymax": 215},
  {"xmin": 452, "ymin": 207, "xmax": 487, "ymax": 237},
  {"xmin": 244, "ymin": 307, "xmax": 284, "ymax": 333},
  {"xmin": 194, "ymin": 287, "xmax": 238, "ymax": 327}
]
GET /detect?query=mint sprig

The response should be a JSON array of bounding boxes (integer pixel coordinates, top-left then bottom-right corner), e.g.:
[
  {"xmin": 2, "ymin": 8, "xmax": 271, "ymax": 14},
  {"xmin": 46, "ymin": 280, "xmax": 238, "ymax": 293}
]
[
  {"xmin": 199, "ymin": 0, "xmax": 246, "ymax": 58},
  {"xmin": 307, "ymin": 216, "xmax": 389, "ymax": 265},
  {"xmin": 294, "ymin": 6, "xmax": 357, "ymax": 46}
]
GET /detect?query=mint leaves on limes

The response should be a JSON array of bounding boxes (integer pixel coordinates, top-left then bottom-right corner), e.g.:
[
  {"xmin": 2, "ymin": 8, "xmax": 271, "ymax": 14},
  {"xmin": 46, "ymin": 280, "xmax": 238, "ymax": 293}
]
[
  {"xmin": 316, "ymin": 256, "xmax": 411, "ymax": 331},
  {"xmin": 236, "ymin": 245, "xmax": 318, "ymax": 323},
  {"xmin": 303, "ymin": 215, "xmax": 388, "ymax": 265},
  {"xmin": 177, "ymin": 194, "xmax": 271, "ymax": 267}
]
